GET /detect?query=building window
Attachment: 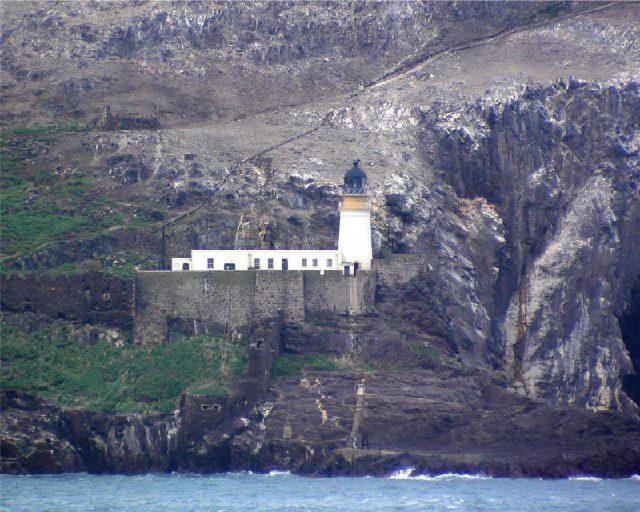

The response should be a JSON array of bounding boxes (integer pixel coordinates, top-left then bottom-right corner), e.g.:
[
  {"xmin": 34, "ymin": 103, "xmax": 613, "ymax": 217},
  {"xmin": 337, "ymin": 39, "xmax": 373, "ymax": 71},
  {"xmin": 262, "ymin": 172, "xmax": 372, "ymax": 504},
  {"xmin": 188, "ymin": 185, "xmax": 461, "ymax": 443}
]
[
  {"xmin": 312, "ymin": 258, "xmax": 318, "ymax": 268},
  {"xmin": 182, "ymin": 262, "xmax": 190, "ymax": 271},
  {"xmin": 207, "ymin": 258, "xmax": 214, "ymax": 269},
  {"xmin": 268, "ymin": 258, "xmax": 274, "ymax": 269},
  {"xmin": 302, "ymin": 258, "xmax": 307, "ymax": 268},
  {"xmin": 254, "ymin": 258, "xmax": 260, "ymax": 269},
  {"xmin": 327, "ymin": 258, "xmax": 333, "ymax": 267}
]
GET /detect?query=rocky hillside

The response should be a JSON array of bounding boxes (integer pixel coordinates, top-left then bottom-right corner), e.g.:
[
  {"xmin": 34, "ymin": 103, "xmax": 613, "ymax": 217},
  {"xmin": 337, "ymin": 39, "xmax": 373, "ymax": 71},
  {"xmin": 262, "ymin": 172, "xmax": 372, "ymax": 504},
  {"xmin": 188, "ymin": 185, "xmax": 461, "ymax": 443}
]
[{"xmin": 1, "ymin": 0, "xmax": 640, "ymax": 474}]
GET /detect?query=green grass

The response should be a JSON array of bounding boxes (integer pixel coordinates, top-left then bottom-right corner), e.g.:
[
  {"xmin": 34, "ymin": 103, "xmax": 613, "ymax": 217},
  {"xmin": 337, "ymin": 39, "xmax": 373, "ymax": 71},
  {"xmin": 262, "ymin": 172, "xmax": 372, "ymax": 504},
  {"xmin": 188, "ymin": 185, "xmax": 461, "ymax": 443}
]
[
  {"xmin": 0, "ymin": 124, "xmax": 124, "ymax": 256},
  {"xmin": 130, "ymin": 209, "xmax": 164, "ymax": 228},
  {"xmin": 46, "ymin": 262, "xmax": 84, "ymax": 278},
  {"xmin": 273, "ymin": 353, "xmax": 368, "ymax": 379},
  {"xmin": 0, "ymin": 323, "xmax": 248, "ymax": 414},
  {"xmin": 410, "ymin": 342, "xmax": 442, "ymax": 361},
  {"xmin": 100, "ymin": 252, "xmax": 157, "ymax": 279},
  {"xmin": 273, "ymin": 347, "xmax": 445, "ymax": 380}
]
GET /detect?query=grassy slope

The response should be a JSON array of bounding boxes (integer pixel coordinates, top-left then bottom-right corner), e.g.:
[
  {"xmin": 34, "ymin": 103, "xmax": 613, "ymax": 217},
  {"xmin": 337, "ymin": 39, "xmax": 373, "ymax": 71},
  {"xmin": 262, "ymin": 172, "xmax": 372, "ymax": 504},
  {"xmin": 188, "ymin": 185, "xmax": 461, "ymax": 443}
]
[
  {"xmin": 0, "ymin": 125, "xmax": 161, "ymax": 276},
  {"xmin": 0, "ymin": 323, "xmax": 247, "ymax": 414},
  {"xmin": 0, "ymin": 125, "xmax": 120, "ymax": 255}
]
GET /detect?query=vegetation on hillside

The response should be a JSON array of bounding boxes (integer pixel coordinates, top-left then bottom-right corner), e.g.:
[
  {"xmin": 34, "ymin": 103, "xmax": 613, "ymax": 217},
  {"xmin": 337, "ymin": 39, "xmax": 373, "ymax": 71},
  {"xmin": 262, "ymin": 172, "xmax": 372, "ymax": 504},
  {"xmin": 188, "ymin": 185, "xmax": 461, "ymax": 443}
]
[
  {"xmin": 0, "ymin": 124, "xmax": 162, "ymax": 278},
  {"xmin": 273, "ymin": 342, "xmax": 447, "ymax": 379},
  {"xmin": 0, "ymin": 124, "xmax": 124, "ymax": 256},
  {"xmin": 273, "ymin": 353, "xmax": 372, "ymax": 379},
  {"xmin": 0, "ymin": 323, "xmax": 248, "ymax": 414}
]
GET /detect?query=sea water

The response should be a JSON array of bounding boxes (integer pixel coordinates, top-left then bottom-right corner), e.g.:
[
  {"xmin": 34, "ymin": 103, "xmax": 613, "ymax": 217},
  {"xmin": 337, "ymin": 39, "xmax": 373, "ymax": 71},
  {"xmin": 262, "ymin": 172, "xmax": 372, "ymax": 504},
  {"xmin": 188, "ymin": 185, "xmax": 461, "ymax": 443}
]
[{"xmin": 1, "ymin": 471, "xmax": 639, "ymax": 511}]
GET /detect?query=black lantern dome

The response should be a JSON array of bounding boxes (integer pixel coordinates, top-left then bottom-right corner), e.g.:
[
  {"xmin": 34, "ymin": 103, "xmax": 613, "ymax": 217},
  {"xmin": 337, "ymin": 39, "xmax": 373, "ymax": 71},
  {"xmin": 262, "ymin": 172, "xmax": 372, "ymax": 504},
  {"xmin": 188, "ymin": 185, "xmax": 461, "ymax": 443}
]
[{"xmin": 344, "ymin": 160, "xmax": 367, "ymax": 195}]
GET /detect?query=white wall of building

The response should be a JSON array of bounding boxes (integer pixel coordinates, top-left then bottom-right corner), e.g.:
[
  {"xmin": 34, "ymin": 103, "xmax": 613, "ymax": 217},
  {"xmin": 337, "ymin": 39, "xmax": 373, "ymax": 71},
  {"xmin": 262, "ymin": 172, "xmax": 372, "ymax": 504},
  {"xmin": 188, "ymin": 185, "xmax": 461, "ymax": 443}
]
[
  {"xmin": 173, "ymin": 250, "xmax": 341, "ymax": 271},
  {"xmin": 191, "ymin": 250, "xmax": 251, "ymax": 271},
  {"xmin": 171, "ymin": 258, "xmax": 192, "ymax": 271},
  {"xmin": 338, "ymin": 210, "xmax": 373, "ymax": 270}
]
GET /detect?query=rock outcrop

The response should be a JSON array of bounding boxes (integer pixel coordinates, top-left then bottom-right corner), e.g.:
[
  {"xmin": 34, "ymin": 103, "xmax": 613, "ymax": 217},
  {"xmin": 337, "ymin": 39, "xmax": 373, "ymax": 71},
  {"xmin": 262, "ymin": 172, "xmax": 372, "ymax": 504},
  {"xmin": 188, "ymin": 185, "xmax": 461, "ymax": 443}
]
[
  {"xmin": 0, "ymin": 390, "xmax": 178, "ymax": 474},
  {"xmin": 3, "ymin": 381, "xmax": 640, "ymax": 477}
]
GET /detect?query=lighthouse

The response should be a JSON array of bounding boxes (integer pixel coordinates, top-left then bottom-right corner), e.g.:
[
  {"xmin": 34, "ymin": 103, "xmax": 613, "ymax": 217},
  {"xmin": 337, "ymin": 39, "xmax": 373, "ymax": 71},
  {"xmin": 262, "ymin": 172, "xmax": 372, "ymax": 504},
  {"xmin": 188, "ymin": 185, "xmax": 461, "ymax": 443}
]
[
  {"xmin": 338, "ymin": 160, "xmax": 373, "ymax": 274},
  {"xmin": 171, "ymin": 160, "xmax": 373, "ymax": 275}
]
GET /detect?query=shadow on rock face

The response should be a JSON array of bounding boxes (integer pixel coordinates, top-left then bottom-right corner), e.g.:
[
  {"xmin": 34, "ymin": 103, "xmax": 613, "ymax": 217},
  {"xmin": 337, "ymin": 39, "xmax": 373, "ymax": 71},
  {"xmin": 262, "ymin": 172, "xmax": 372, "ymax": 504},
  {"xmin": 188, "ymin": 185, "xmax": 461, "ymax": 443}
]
[{"xmin": 619, "ymin": 276, "xmax": 640, "ymax": 405}]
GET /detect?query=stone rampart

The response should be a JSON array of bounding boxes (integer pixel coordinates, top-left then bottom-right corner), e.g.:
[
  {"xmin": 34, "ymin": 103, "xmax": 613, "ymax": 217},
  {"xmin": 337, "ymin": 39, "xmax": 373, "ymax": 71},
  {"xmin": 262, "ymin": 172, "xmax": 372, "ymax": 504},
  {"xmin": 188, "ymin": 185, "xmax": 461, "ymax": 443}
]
[
  {"xmin": 304, "ymin": 271, "xmax": 375, "ymax": 315},
  {"xmin": 134, "ymin": 270, "xmax": 374, "ymax": 345},
  {"xmin": 0, "ymin": 272, "xmax": 133, "ymax": 329}
]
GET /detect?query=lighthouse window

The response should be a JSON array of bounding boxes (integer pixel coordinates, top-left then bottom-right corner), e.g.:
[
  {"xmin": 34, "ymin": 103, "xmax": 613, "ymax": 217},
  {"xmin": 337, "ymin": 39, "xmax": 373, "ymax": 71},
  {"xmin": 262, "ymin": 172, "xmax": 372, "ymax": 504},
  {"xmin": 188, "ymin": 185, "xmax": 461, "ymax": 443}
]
[
  {"xmin": 253, "ymin": 258, "xmax": 260, "ymax": 269},
  {"xmin": 207, "ymin": 258, "xmax": 214, "ymax": 269},
  {"xmin": 302, "ymin": 258, "xmax": 307, "ymax": 268},
  {"xmin": 327, "ymin": 258, "xmax": 333, "ymax": 267},
  {"xmin": 268, "ymin": 258, "xmax": 274, "ymax": 269},
  {"xmin": 312, "ymin": 258, "xmax": 318, "ymax": 268}
]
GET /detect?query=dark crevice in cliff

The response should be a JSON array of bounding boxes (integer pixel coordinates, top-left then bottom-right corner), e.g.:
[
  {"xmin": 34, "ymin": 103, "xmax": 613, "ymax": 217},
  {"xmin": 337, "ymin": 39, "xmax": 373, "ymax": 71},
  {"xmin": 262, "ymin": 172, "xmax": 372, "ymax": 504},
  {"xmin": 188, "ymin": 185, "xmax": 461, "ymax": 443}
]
[{"xmin": 619, "ymin": 276, "xmax": 640, "ymax": 405}]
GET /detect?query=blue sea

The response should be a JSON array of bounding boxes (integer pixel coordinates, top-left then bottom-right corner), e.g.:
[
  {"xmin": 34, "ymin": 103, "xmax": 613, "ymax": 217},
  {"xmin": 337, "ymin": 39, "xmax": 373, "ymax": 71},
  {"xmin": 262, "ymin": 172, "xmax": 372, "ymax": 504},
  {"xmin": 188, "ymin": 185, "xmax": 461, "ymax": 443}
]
[{"xmin": 1, "ymin": 471, "xmax": 639, "ymax": 511}]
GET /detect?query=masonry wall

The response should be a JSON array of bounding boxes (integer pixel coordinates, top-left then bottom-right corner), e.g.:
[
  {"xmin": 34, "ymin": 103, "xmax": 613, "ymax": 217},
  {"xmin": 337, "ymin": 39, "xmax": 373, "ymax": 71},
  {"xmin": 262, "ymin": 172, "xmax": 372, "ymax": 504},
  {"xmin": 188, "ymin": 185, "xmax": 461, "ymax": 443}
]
[
  {"xmin": 135, "ymin": 271, "xmax": 256, "ymax": 345},
  {"xmin": 134, "ymin": 270, "xmax": 375, "ymax": 345},
  {"xmin": 254, "ymin": 272, "xmax": 305, "ymax": 323},
  {"xmin": 1, "ymin": 272, "xmax": 133, "ymax": 329},
  {"xmin": 304, "ymin": 271, "xmax": 375, "ymax": 315}
]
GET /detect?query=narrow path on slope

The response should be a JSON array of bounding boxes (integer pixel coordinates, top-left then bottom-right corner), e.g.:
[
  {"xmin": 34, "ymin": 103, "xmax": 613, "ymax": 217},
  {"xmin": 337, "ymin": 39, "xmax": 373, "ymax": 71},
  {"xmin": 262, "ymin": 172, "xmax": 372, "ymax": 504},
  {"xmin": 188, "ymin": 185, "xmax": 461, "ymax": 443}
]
[
  {"xmin": 8, "ymin": 2, "xmax": 622, "ymax": 261},
  {"xmin": 156, "ymin": 1, "xmax": 621, "ymax": 233}
]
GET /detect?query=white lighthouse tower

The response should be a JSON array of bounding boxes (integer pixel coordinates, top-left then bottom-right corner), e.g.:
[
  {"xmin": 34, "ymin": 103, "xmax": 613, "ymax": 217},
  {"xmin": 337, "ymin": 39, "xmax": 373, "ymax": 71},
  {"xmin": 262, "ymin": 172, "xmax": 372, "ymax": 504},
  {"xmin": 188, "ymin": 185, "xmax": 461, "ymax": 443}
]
[{"xmin": 338, "ymin": 160, "xmax": 373, "ymax": 274}]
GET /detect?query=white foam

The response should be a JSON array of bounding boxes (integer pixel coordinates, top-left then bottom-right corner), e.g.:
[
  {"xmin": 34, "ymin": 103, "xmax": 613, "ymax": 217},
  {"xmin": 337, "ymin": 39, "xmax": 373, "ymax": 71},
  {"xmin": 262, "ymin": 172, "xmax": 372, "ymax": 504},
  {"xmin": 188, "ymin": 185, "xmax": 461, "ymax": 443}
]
[
  {"xmin": 432, "ymin": 473, "xmax": 490, "ymax": 481},
  {"xmin": 627, "ymin": 474, "xmax": 640, "ymax": 481},
  {"xmin": 226, "ymin": 470, "xmax": 254, "ymax": 477},
  {"xmin": 388, "ymin": 468, "xmax": 415, "ymax": 479},
  {"xmin": 267, "ymin": 470, "xmax": 291, "ymax": 477},
  {"xmin": 388, "ymin": 468, "xmax": 490, "ymax": 481},
  {"xmin": 568, "ymin": 476, "xmax": 603, "ymax": 482}
]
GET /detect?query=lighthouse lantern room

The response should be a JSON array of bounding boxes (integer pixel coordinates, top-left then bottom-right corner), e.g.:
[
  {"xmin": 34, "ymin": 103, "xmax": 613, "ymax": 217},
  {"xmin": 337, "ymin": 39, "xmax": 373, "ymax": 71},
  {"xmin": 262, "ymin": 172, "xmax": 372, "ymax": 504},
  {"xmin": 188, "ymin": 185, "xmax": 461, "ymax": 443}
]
[{"xmin": 338, "ymin": 160, "xmax": 373, "ymax": 274}]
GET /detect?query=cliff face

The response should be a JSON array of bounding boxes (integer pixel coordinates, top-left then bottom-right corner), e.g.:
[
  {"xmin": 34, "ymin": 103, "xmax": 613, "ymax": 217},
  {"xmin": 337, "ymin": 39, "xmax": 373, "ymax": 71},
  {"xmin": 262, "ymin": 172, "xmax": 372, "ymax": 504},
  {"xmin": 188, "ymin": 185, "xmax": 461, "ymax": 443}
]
[
  {"xmin": 3, "ymin": 384, "xmax": 640, "ymax": 478},
  {"xmin": 0, "ymin": 390, "xmax": 178, "ymax": 474},
  {"xmin": 0, "ymin": 1, "xmax": 557, "ymax": 127},
  {"xmin": 322, "ymin": 79, "xmax": 640, "ymax": 410},
  {"xmin": 1, "ymin": 0, "xmax": 640, "ymax": 472},
  {"xmin": 422, "ymin": 82, "xmax": 640, "ymax": 410}
]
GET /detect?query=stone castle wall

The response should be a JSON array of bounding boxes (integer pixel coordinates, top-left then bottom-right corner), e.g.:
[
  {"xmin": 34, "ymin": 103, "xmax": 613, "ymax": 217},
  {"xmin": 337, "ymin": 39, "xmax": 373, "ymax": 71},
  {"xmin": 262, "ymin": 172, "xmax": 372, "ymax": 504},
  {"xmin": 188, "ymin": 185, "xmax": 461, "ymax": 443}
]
[
  {"xmin": 1, "ymin": 272, "xmax": 133, "ymax": 329},
  {"xmin": 304, "ymin": 271, "xmax": 375, "ymax": 314},
  {"xmin": 134, "ymin": 270, "xmax": 374, "ymax": 345}
]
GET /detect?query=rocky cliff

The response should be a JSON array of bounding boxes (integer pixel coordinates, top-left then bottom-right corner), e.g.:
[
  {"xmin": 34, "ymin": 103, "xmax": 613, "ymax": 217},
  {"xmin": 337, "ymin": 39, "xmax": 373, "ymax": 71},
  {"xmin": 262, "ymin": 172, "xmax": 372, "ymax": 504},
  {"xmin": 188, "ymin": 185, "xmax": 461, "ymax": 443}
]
[
  {"xmin": 3, "ymin": 380, "xmax": 640, "ymax": 478},
  {"xmin": 1, "ymin": 1, "xmax": 639, "ymax": 475}
]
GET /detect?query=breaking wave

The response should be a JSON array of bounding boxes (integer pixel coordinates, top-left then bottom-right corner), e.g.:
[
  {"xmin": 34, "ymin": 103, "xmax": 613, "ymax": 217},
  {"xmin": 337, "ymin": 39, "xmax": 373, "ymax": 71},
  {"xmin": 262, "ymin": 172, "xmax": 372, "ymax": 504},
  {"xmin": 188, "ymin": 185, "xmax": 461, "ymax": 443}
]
[
  {"xmin": 267, "ymin": 470, "xmax": 292, "ymax": 477},
  {"xmin": 388, "ymin": 468, "xmax": 490, "ymax": 480},
  {"xmin": 568, "ymin": 476, "xmax": 603, "ymax": 482}
]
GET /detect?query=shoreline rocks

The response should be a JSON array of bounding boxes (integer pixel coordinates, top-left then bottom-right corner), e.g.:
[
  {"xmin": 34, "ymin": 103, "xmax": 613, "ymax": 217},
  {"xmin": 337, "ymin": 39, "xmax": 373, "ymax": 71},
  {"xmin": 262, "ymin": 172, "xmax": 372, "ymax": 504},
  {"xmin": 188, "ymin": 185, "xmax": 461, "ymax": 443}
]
[{"xmin": 2, "ymin": 383, "xmax": 639, "ymax": 478}]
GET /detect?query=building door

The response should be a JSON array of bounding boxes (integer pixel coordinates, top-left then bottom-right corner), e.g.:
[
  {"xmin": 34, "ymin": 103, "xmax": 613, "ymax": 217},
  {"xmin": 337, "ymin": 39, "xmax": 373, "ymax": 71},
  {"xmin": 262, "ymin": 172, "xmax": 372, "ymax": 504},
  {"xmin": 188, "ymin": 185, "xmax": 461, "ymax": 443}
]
[
  {"xmin": 182, "ymin": 263, "xmax": 190, "ymax": 271},
  {"xmin": 224, "ymin": 263, "xmax": 236, "ymax": 271},
  {"xmin": 282, "ymin": 258, "xmax": 288, "ymax": 270},
  {"xmin": 343, "ymin": 265, "xmax": 350, "ymax": 277},
  {"xmin": 354, "ymin": 262, "xmax": 359, "ymax": 275}
]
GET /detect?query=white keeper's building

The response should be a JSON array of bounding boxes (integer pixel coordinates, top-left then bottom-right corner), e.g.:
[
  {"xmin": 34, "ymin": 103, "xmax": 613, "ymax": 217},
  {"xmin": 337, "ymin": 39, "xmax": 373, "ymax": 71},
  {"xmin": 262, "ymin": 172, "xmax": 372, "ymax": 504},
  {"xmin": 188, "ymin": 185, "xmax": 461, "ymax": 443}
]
[{"xmin": 172, "ymin": 160, "xmax": 373, "ymax": 276}]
